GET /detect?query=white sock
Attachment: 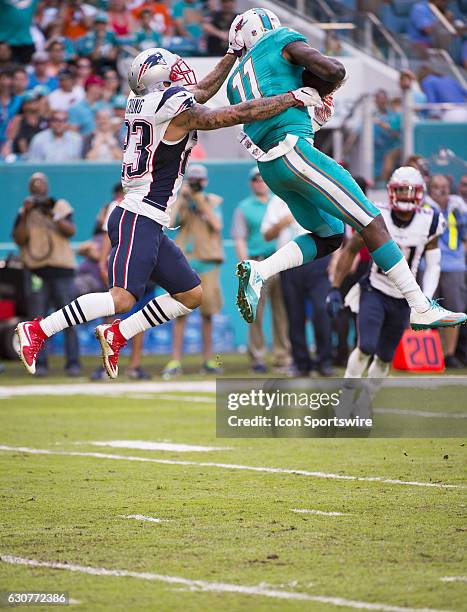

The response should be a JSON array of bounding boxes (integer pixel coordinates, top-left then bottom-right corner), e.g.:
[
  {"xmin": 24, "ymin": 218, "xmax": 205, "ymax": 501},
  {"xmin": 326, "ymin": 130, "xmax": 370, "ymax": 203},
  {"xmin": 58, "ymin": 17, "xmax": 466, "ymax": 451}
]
[
  {"xmin": 119, "ymin": 294, "xmax": 192, "ymax": 340},
  {"xmin": 40, "ymin": 292, "xmax": 115, "ymax": 337},
  {"xmin": 344, "ymin": 347, "xmax": 371, "ymax": 378},
  {"xmin": 360, "ymin": 356, "xmax": 390, "ymax": 403},
  {"xmin": 255, "ymin": 241, "xmax": 303, "ymax": 281},
  {"xmin": 386, "ymin": 258, "xmax": 429, "ymax": 313},
  {"xmin": 367, "ymin": 355, "xmax": 390, "ymax": 378}
]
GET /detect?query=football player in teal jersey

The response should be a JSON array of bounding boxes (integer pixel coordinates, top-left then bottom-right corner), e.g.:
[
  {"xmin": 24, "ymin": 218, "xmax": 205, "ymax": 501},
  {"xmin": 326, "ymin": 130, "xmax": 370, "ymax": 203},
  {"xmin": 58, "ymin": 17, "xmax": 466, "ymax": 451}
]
[{"xmin": 227, "ymin": 8, "xmax": 466, "ymax": 331}]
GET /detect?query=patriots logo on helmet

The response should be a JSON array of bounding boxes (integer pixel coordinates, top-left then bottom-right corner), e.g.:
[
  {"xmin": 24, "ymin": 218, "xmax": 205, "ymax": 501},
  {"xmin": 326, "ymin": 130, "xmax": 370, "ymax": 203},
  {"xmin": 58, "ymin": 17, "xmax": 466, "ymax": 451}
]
[
  {"xmin": 137, "ymin": 52, "xmax": 167, "ymax": 84},
  {"xmin": 145, "ymin": 52, "xmax": 167, "ymax": 68}
]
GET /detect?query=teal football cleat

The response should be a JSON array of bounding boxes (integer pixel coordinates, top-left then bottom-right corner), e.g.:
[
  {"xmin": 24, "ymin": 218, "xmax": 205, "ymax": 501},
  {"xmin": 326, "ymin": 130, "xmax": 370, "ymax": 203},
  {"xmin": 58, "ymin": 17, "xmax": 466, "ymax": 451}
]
[
  {"xmin": 236, "ymin": 260, "xmax": 264, "ymax": 323},
  {"xmin": 410, "ymin": 300, "xmax": 467, "ymax": 331}
]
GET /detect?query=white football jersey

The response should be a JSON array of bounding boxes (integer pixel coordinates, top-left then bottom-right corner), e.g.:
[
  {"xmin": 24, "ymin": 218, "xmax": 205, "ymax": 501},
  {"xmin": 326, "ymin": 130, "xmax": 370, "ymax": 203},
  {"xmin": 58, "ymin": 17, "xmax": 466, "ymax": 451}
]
[
  {"xmin": 369, "ymin": 203, "xmax": 445, "ymax": 299},
  {"xmin": 119, "ymin": 85, "xmax": 197, "ymax": 227}
]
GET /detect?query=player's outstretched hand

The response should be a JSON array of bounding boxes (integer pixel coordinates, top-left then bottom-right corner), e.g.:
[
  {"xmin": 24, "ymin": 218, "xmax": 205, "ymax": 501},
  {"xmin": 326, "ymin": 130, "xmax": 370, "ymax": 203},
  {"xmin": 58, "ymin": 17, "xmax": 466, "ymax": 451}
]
[
  {"xmin": 314, "ymin": 95, "xmax": 335, "ymax": 126},
  {"xmin": 228, "ymin": 15, "xmax": 245, "ymax": 57},
  {"xmin": 326, "ymin": 287, "xmax": 343, "ymax": 319},
  {"xmin": 290, "ymin": 87, "xmax": 322, "ymax": 107}
]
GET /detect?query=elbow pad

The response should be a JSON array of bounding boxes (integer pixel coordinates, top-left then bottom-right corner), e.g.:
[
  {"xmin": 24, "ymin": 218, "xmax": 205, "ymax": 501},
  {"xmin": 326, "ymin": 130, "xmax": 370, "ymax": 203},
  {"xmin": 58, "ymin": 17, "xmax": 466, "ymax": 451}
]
[{"xmin": 422, "ymin": 248, "xmax": 441, "ymax": 300}]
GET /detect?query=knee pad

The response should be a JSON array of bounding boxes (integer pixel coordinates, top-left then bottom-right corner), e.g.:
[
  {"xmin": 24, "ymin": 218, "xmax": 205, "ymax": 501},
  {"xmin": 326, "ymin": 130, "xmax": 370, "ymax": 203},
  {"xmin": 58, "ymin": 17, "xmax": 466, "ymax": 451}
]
[{"xmin": 313, "ymin": 233, "xmax": 344, "ymax": 259}]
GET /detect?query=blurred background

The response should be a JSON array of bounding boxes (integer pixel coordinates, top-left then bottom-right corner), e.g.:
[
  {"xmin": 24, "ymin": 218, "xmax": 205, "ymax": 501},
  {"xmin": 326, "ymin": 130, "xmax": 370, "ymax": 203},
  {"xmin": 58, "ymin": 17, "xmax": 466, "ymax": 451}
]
[{"xmin": 0, "ymin": 0, "xmax": 465, "ymax": 378}]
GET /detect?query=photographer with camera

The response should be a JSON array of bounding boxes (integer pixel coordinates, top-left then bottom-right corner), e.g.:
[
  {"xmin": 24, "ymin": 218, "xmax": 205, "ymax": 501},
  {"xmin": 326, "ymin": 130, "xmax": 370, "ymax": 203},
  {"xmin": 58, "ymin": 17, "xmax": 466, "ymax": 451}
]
[
  {"xmin": 12, "ymin": 172, "xmax": 81, "ymax": 376},
  {"xmin": 163, "ymin": 164, "xmax": 225, "ymax": 378}
]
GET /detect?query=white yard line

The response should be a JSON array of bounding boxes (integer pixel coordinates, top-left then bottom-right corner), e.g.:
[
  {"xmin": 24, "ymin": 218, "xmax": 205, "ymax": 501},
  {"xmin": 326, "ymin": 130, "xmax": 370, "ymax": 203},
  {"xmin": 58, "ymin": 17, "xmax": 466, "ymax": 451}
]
[
  {"xmin": 1, "ymin": 377, "xmax": 466, "ymax": 399},
  {"xmin": 439, "ymin": 576, "xmax": 467, "ymax": 583},
  {"xmin": 291, "ymin": 509, "xmax": 349, "ymax": 516},
  {"xmin": 124, "ymin": 394, "xmax": 213, "ymax": 403},
  {"xmin": 0, "ymin": 445, "xmax": 463, "ymax": 489},
  {"xmin": 0, "ymin": 555, "xmax": 451, "ymax": 612},
  {"xmin": 374, "ymin": 408, "xmax": 467, "ymax": 419},
  {"xmin": 124, "ymin": 515, "xmax": 166, "ymax": 523},
  {"xmin": 0, "ymin": 381, "xmax": 216, "ymax": 399},
  {"xmin": 84, "ymin": 441, "xmax": 230, "ymax": 452}
]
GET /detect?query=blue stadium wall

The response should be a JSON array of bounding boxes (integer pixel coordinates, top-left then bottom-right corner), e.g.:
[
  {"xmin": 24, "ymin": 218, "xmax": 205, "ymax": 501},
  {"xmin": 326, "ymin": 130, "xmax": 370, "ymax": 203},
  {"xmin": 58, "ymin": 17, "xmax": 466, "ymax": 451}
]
[{"xmin": 0, "ymin": 160, "xmax": 267, "ymax": 353}]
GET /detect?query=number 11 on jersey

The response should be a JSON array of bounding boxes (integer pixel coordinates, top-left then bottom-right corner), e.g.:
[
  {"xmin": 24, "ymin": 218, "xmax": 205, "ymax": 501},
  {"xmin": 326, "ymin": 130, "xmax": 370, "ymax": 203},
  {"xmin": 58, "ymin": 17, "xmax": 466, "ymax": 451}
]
[{"xmin": 231, "ymin": 57, "xmax": 263, "ymax": 102}]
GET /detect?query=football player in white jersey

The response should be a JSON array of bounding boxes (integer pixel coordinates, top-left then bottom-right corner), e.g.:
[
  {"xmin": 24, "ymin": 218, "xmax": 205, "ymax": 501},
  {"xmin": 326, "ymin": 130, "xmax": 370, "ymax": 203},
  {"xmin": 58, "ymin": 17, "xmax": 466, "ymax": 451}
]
[
  {"xmin": 326, "ymin": 166, "xmax": 446, "ymax": 414},
  {"xmin": 16, "ymin": 42, "xmax": 322, "ymax": 378}
]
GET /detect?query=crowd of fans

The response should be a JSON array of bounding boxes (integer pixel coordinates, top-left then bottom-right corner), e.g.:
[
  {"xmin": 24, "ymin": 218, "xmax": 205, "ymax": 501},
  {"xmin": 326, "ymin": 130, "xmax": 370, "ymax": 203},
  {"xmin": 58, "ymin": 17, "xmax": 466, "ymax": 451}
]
[
  {"xmin": 8, "ymin": 161, "xmax": 466, "ymax": 377},
  {"xmin": 0, "ymin": 0, "xmax": 237, "ymax": 160}
]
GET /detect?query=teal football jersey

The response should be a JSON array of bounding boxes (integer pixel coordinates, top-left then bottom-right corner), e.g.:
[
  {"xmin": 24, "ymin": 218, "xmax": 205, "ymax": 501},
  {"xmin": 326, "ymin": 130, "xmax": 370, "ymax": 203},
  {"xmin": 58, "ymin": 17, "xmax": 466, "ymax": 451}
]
[{"xmin": 226, "ymin": 27, "xmax": 314, "ymax": 150}]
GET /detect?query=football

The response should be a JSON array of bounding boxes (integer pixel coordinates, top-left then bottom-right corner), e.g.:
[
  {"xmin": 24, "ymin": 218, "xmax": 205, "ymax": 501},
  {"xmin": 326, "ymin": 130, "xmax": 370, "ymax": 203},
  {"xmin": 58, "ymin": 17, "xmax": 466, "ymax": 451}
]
[{"xmin": 302, "ymin": 69, "xmax": 340, "ymax": 98}]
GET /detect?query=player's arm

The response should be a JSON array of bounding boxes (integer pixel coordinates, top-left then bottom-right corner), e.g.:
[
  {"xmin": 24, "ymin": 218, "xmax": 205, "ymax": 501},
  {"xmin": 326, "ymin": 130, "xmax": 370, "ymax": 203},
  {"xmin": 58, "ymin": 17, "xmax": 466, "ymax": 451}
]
[
  {"xmin": 191, "ymin": 54, "xmax": 237, "ymax": 104},
  {"xmin": 167, "ymin": 90, "xmax": 311, "ymax": 136},
  {"xmin": 283, "ymin": 41, "xmax": 346, "ymax": 83},
  {"xmin": 422, "ymin": 237, "xmax": 441, "ymax": 300},
  {"xmin": 326, "ymin": 233, "xmax": 363, "ymax": 318}
]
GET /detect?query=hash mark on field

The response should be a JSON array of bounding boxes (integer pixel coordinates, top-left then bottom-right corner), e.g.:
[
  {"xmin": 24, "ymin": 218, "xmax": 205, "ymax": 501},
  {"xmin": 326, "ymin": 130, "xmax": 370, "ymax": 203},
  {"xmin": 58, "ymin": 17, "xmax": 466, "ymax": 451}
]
[
  {"xmin": 124, "ymin": 515, "xmax": 167, "ymax": 523},
  {"xmin": 0, "ymin": 555, "xmax": 452, "ymax": 612},
  {"xmin": 440, "ymin": 576, "xmax": 467, "ymax": 583},
  {"xmin": 0, "ymin": 445, "xmax": 464, "ymax": 489},
  {"xmin": 84, "ymin": 440, "xmax": 230, "ymax": 452},
  {"xmin": 291, "ymin": 509, "xmax": 349, "ymax": 516}
]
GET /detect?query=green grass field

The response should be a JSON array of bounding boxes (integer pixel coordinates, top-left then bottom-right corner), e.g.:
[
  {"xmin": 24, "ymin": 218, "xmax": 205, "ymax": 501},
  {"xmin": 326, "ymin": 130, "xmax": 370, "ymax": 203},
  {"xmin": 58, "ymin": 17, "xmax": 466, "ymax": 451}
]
[{"xmin": 0, "ymin": 355, "xmax": 466, "ymax": 611}]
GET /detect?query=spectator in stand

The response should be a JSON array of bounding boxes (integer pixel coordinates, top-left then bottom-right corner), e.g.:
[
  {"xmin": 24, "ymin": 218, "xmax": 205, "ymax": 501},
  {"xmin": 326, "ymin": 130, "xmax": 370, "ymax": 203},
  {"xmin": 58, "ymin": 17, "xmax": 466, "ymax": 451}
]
[
  {"xmin": 0, "ymin": 42, "xmax": 14, "ymax": 72},
  {"xmin": 0, "ymin": 69, "xmax": 21, "ymax": 154},
  {"xmin": 0, "ymin": 0, "xmax": 38, "ymax": 63},
  {"xmin": 130, "ymin": 7, "xmax": 163, "ymax": 51},
  {"xmin": 322, "ymin": 31, "xmax": 345, "ymax": 56},
  {"xmin": 75, "ymin": 12, "xmax": 118, "ymax": 71},
  {"xmin": 102, "ymin": 68, "xmax": 121, "ymax": 104},
  {"xmin": 231, "ymin": 168, "xmax": 291, "ymax": 373},
  {"xmin": 417, "ymin": 65, "xmax": 467, "ymax": 122},
  {"xmin": 405, "ymin": 154, "xmax": 431, "ymax": 182},
  {"xmin": 28, "ymin": 109, "xmax": 82, "ymax": 162},
  {"xmin": 204, "ymin": 0, "xmax": 236, "ymax": 57},
  {"xmin": 173, "ymin": 0, "xmax": 204, "ymax": 46},
  {"xmin": 45, "ymin": 39, "xmax": 67, "ymax": 77},
  {"xmin": 48, "ymin": 68, "xmax": 84, "ymax": 112},
  {"xmin": 262, "ymin": 196, "xmax": 335, "ymax": 377},
  {"xmin": 82, "ymin": 108, "xmax": 121, "ymax": 161},
  {"xmin": 373, "ymin": 89, "xmax": 401, "ymax": 182},
  {"xmin": 112, "ymin": 93, "xmax": 127, "ymax": 147},
  {"xmin": 12, "ymin": 68, "xmax": 29, "ymax": 101},
  {"xmin": 107, "ymin": 0, "xmax": 133, "ymax": 37},
  {"xmin": 28, "ymin": 51, "xmax": 58, "ymax": 91},
  {"xmin": 68, "ymin": 74, "xmax": 110, "ymax": 135},
  {"xmin": 6, "ymin": 93, "xmax": 49, "ymax": 159},
  {"xmin": 458, "ymin": 174, "xmax": 467, "ymax": 205},
  {"xmin": 131, "ymin": 1, "xmax": 172, "ymax": 37},
  {"xmin": 12, "ymin": 172, "xmax": 81, "ymax": 377},
  {"xmin": 426, "ymin": 174, "xmax": 467, "ymax": 368},
  {"xmin": 163, "ymin": 164, "xmax": 224, "ymax": 378},
  {"xmin": 60, "ymin": 0, "xmax": 97, "ymax": 41},
  {"xmin": 399, "ymin": 69, "xmax": 427, "ymax": 112},
  {"xmin": 74, "ymin": 56, "xmax": 93, "ymax": 88}
]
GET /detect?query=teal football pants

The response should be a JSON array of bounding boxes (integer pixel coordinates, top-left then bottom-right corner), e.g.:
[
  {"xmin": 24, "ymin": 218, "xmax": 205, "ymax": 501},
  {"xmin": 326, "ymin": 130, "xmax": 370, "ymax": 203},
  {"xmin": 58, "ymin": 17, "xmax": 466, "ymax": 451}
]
[{"xmin": 259, "ymin": 137, "xmax": 381, "ymax": 237}]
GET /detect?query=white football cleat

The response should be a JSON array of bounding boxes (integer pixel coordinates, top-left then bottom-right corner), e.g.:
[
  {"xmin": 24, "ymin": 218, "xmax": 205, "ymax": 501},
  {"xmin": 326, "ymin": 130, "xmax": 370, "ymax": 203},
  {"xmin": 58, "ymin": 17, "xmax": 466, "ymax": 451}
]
[
  {"xmin": 236, "ymin": 260, "xmax": 265, "ymax": 323},
  {"xmin": 15, "ymin": 318, "xmax": 47, "ymax": 375},
  {"xmin": 410, "ymin": 300, "xmax": 467, "ymax": 331}
]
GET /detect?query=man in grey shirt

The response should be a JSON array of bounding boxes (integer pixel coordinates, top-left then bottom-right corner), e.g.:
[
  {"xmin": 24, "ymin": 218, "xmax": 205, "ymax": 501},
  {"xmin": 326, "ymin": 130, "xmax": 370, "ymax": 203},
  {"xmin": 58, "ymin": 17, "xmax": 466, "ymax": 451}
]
[{"xmin": 27, "ymin": 110, "xmax": 82, "ymax": 162}]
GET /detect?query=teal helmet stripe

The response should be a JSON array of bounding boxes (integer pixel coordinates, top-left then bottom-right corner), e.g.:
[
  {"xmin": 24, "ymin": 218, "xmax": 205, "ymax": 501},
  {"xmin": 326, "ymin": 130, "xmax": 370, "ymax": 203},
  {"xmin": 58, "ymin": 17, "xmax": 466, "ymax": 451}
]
[{"xmin": 256, "ymin": 8, "xmax": 273, "ymax": 30}]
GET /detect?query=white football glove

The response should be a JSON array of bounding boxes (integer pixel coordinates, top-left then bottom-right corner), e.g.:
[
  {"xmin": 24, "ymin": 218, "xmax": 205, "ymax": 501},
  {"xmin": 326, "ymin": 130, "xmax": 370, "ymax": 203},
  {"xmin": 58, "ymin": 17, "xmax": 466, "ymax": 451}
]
[
  {"xmin": 227, "ymin": 14, "xmax": 245, "ymax": 57},
  {"xmin": 290, "ymin": 87, "xmax": 322, "ymax": 107},
  {"xmin": 313, "ymin": 95, "xmax": 335, "ymax": 132}
]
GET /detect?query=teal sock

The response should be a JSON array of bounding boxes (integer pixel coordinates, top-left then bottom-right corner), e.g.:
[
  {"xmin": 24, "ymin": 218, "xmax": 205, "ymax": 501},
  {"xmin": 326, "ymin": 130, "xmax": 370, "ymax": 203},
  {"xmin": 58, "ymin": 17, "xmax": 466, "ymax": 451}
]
[
  {"xmin": 371, "ymin": 240, "xmax": 403, "ymax": 272},
  {"xmin": 294, "ymin": 234, "xmax": 317, "ymax": 264}
]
